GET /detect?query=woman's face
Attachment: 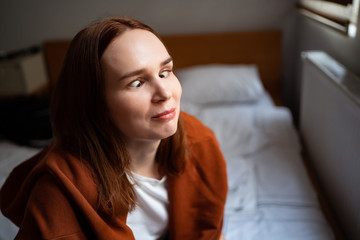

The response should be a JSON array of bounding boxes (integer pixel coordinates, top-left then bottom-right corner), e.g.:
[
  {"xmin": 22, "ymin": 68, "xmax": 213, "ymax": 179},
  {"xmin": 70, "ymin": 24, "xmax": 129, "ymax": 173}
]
[{"xmin": 101, "ymin": 29, "xmax": 182, "ymax": 145}]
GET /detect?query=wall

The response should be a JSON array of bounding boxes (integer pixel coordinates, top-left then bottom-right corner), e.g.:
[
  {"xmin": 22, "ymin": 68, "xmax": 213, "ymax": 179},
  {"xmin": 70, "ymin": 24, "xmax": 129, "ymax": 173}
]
[
  {"xmin": 282, "ymin": 12, "xmax": 360, "ymax": 123},
  {"xmin": 287, "ymin": 8, "xmax": 360, "ymax": 239},
  {"xmin": 300, "ymin": 52, "xmax": 360, "ymax": 240},
  {"xmin": 0, "ymin": 0, "xmax": 296, "ymax": 51}
]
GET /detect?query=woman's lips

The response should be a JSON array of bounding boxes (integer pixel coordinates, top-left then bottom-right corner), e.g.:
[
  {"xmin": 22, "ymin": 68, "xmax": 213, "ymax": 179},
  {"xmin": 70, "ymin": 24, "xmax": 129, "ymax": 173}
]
[{"xmin": 152, "ymin": 108, "xmax": 176, "ymax": 120}]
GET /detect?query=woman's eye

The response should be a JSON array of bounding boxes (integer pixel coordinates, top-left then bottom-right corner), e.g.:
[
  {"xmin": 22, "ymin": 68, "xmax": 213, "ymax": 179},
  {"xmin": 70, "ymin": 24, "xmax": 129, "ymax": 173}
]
[
  {"xmin": 159, "ymin": 70, "xmax": 171, "ymax": 78},
  {"xmin": 128, "ymin": 79, "xmax": 143, "ymax": 88}
]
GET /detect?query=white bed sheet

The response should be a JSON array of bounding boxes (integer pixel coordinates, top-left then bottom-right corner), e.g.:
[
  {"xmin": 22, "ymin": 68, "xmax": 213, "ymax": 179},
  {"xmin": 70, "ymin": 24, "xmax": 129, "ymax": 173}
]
[
  {"xmin": 223, "ymin": 206, "xmax": 334, "ymax": 240},
  {"xmin": 181, "ymin": 95, "xmax": 334, "ymax": 240}
]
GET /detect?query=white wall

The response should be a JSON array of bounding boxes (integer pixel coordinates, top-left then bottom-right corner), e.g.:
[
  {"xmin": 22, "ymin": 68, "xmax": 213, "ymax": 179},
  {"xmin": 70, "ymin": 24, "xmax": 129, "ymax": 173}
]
[{"xmin": 0, "ymin": 0, "xmax": 296, "ymax": 51}]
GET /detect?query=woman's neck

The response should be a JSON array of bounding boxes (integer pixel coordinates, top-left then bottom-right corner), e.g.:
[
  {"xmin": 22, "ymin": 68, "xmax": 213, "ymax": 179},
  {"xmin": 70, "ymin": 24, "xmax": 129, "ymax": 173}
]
[{"xmin": 126, "ymin": 139, "xmax": 162, "ymax": 180}]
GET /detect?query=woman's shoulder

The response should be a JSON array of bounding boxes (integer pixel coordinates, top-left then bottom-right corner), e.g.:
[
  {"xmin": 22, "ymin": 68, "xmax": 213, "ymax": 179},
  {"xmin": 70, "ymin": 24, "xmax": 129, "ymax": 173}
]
[
  {"xmin": 44, "ymin": 145, "xmax": 94, "ymax": 182},
  {"xmin": 41, "ymin": 144, "xmax": 98, "ymax": 203}
]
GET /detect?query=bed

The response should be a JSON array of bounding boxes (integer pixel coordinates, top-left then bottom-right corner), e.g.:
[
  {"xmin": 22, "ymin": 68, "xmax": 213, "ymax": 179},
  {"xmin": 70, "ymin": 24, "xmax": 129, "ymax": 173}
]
[{"xmin": 0, "ymin": 31, "xmax": 336, "ymax": 239}]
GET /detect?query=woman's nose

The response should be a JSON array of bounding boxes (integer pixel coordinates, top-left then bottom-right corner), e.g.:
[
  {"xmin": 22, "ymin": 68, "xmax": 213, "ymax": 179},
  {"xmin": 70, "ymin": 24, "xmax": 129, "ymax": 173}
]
[{"xmin": 151, "ymin": 79, "xmax": 172, "ymax": 103}]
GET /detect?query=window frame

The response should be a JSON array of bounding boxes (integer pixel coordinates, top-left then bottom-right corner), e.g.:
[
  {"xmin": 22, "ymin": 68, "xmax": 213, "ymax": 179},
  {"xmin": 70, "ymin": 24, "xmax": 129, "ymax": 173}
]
[{"xmin": 297, "ymin": 0, "xmax": 360, "ymax": 37}]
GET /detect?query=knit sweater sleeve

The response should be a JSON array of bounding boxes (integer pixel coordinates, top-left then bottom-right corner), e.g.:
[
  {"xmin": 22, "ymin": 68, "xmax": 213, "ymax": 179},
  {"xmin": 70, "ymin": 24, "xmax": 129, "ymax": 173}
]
[{"xmin": 1, "ymin": 146, "xmax": 135, "ymax": 240}]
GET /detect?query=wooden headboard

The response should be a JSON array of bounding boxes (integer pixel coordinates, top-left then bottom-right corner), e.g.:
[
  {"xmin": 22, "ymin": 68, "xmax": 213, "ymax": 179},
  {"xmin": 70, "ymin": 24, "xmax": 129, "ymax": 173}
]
[{"xmin": 43, "ymin": 30, "xmax": 282, "ymax": 102}]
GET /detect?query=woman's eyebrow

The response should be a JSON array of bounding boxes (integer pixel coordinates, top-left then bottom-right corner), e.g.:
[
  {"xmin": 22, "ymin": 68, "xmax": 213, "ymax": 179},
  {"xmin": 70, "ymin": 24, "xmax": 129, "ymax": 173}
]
[
  {"xmin": 161, "ymin": 56, "xmax": 173, "ymax": 66},
  {"xmin": 118, "ymin": 56, "xmax": 173, "ymax": 81},
  {"xmin": 119, "ymin": 69, "xmax": 144, "ymax": 81}
]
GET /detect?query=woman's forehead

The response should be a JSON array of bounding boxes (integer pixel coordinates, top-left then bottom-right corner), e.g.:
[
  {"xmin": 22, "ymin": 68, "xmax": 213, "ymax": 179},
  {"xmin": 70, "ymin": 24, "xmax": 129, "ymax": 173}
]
[{"xmin": 105, "ymin": 30, "xmax": 168, "ymax": 60}]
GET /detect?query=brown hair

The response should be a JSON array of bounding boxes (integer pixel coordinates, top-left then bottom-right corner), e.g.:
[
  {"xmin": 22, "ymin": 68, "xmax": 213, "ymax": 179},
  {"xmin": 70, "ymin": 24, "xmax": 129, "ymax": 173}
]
[{"xmin": 50, "ymin": 17, "xmax": 187, "ymax": 216}]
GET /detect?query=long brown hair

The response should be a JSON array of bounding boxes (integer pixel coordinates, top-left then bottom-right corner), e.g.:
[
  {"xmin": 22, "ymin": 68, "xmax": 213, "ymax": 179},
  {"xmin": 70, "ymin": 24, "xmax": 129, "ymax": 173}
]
[{"xmin": 50, "ymin": 17, "xmax": 187, "ymax": 216}]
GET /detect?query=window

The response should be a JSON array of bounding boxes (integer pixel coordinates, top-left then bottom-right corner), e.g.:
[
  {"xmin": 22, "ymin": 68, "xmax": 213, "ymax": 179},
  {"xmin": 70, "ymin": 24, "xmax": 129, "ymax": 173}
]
[{"xmin": 297, "ymin": 0, "xmax": 360, "ymax": 37}]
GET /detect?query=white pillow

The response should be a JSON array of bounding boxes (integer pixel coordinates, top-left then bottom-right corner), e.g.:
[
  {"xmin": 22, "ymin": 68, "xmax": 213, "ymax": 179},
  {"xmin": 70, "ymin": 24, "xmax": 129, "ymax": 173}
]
[{"xmin": 176, "ymin": 64, "xmax": 264, "ymax": 104}]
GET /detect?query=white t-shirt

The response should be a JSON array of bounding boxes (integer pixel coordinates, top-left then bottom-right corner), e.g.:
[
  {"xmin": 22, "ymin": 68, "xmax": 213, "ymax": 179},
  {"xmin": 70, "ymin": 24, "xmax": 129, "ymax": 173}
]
[{"xmin": 127, "ymin": 172, "xmax": 169, "ymax": 240}]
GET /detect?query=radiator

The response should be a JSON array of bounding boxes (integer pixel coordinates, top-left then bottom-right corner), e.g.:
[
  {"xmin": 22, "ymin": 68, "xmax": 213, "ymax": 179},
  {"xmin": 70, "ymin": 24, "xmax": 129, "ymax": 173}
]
[{"xmin": 300, "ymin": 51, "xmax": 360, "ymax": 240}]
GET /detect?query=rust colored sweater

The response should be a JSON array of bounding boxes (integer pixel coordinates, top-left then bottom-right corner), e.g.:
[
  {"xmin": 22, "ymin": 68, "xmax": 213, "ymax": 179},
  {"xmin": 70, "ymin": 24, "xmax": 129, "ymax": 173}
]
[{"xmin": 0, "ymin": 112, "xmax": 228, "ymax": 240}]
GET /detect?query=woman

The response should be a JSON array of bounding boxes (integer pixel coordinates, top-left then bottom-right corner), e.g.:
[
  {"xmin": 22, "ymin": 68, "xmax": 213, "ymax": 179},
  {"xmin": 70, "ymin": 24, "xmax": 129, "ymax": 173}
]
[{"xmin": 0, "ymin": 17, "xmax": 228, "ymax": 240}]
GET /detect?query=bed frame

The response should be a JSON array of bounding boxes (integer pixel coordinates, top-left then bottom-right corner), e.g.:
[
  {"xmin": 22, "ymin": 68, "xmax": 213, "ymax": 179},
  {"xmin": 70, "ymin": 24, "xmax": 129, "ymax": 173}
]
[{"xmin": 43, "ymin": 30, "xmax": 282, "ymax": 104}]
